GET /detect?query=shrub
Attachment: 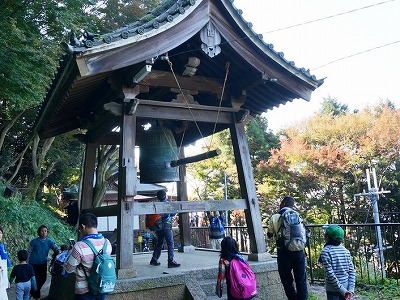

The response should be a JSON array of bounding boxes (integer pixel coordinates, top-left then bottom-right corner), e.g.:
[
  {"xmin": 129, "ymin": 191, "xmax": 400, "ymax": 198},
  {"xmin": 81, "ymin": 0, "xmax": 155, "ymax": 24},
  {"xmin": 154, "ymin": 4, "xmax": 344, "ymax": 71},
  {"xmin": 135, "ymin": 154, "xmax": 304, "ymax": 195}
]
[{"xmin": 0, "ymin": 193, "xmax": 77, "ymax": 266}]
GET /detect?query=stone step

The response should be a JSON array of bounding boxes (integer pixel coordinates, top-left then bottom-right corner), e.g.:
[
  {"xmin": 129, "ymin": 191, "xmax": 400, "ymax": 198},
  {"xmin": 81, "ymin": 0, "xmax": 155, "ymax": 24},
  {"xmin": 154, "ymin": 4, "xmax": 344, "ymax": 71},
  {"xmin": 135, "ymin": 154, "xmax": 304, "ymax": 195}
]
[{"xmin": 207, "ymin": 295, "xmax": 228, "ymax": 300}]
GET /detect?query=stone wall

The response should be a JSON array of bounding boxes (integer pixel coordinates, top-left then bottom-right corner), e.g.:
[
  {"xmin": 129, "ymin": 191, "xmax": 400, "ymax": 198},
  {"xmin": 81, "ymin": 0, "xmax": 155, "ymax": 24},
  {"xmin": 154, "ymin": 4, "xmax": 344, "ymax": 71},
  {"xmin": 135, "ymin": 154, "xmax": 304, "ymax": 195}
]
[{"xmin": 108, "ymin": 260, "xmax": 284, "ymax": 300}]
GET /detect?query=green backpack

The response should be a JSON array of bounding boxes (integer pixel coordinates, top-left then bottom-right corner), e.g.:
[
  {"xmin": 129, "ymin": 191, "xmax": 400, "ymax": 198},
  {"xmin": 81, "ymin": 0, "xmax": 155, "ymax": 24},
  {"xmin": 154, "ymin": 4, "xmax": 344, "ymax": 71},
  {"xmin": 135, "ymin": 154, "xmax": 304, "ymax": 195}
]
[{"xmin": 82, "ymin": 239, "xmax": 117, "ymax": 295}]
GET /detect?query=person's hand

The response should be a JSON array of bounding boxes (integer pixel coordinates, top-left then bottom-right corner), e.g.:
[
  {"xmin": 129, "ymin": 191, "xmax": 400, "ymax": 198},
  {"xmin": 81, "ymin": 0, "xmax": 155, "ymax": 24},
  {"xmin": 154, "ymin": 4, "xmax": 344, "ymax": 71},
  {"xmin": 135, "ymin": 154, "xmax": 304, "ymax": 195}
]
[
  {"xmin": 345, "ymin": 291, "xmax": 353, "ymax": 300},
  {"xmin": 215, "ymin": 280, "xmax": 223, "ymax": 298}
]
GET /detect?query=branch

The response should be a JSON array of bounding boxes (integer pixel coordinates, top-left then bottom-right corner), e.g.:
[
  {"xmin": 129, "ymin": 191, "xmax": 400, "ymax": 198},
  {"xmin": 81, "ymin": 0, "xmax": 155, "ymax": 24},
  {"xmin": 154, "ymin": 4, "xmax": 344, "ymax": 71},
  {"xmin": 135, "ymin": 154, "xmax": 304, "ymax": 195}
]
[
  {"xmin": 32, "ymin": 134, "xmax": 40, "ymax": 175},
  {"xmin": 0, "ymin": 109, "xmax": 25, "ymax": 152},
  {"xmin": 5, "ymin": 140, "xmax": 32, "ymax": 184},
  {"xmin": 38, "ymin": 136, "xmax": 55, "ymax": 168}
]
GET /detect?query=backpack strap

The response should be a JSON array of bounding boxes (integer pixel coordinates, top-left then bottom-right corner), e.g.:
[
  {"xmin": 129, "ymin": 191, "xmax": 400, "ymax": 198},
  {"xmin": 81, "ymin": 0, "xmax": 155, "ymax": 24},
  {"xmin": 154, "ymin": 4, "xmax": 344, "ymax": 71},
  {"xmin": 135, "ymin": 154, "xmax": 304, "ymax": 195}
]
[
  {"xmin": 83, "ymin": 238, "xmax": 108, "ymax": 255},
  {"xmin": 80, "ymin": 239, "xmax": 107, "ymax": 278}
]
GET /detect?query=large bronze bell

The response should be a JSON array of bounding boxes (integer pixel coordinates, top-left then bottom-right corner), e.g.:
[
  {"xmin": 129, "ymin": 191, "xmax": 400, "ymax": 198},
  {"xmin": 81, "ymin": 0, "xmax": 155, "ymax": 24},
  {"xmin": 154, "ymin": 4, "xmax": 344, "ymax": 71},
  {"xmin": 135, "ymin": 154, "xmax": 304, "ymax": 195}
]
[{"xmin": 139, "ymin": 126, "xmax": 180, "ymax": 183}]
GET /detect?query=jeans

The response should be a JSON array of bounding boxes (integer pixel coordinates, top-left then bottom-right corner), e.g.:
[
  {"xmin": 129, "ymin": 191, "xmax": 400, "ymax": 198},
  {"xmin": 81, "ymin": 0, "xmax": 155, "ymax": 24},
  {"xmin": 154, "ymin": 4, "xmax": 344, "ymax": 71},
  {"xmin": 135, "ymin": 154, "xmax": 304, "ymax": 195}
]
[
  {"xmin": 277, "ymin": 248, "xmax": 308, "ymax": 300},
  {"xmin": 210, "ymin": 238, "xmax": 223, "ymax": 250},
  {"xmin": 75, "ymin": 293, "xmax": 106, "ymax": 300},
  {"xmin": 16, "ymin": 281, "xmax": 31, "ymax": 300},
  {"xmin": 326, "ymin": 291, "xmax": 345, "ymax": 300},
  {"xmin": 152, "ymin": 224, "xmax": 174, "ymax": 262}
]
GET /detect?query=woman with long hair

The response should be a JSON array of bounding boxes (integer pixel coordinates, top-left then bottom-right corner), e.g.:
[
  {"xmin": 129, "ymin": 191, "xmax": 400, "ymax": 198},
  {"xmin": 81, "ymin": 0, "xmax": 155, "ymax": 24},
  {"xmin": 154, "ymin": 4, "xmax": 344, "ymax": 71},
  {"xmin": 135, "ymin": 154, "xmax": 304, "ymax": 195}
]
[{"xmin": 215, "ymin": 236, "xmax": 256, "ymax": 300}]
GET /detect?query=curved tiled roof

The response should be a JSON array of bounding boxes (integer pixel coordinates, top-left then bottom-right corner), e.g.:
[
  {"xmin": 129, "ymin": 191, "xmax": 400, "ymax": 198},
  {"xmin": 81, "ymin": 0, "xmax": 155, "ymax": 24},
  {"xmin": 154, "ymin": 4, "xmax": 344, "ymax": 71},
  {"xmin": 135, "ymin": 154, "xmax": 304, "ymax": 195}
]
[
  {"xmin": 36, "ymin": 0, "xmax": 324, "ymax": 141},
  {"xmin": 70, "ymin": 0, "xmax": 322, "ymax": 85}
]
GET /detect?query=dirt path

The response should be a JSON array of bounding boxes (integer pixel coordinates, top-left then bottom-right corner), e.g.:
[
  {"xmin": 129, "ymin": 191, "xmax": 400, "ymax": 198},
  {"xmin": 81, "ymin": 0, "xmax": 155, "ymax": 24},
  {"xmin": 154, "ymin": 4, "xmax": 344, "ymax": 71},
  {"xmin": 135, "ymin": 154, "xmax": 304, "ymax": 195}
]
[{"xmin": 310, "ymin": 284, "xmax": 366, "ymax": 300}]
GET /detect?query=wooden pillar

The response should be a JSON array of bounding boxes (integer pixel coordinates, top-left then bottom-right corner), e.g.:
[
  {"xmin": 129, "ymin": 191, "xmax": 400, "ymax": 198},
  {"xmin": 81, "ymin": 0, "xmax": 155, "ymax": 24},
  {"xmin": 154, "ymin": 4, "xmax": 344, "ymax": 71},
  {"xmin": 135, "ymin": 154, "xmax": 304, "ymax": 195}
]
[
  {"xmin": 230, "ymin": 122, "xmax": 270, "ymax": 261},
  {"xmin": 116, "ymin": 101, "xmax": 137, "ymax": 278},
  {"xmin": 177, "ymin": 146, "xmax": 195, "ymax": 252},
  {"xmin": 80, "ymin": 142, "xmax": 97, "ymax": 211}
]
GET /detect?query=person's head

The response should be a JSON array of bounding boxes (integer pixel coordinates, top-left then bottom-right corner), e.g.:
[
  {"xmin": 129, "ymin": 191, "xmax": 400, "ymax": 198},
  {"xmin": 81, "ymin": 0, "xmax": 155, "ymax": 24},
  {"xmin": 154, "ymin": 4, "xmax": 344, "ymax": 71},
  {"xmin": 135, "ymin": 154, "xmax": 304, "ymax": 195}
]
[
  {"xmin": 157, "ymin": 190, "xmax": 166, "ymax": 201},
  {"xmin": 214, "ymin": 211, "xmax": 220, "ymax": 217},
  {"xmin": 37, "ymin": 225, "xmax": 49, "ymax": 239},
  {"xmin": 79, "ymin": 213, "xmax": 98, "ymax": 235},
  {"xmin": 280, "ymin": 196, "xmax": 295, "ymax": 209},
  {"xmin": 0, "ymin": 226, "xmax": 3, "ymax": 241},
  {"xmin": 323, "ymin": 225, "xmax": 344, "ymax": 245},
  {"xmin": 17, "ymin": 250, "xmax": 28, "ymax": 262},
  {"xmin": 220, "ymin": 236, "xmax": 239, "ymax": 259}
]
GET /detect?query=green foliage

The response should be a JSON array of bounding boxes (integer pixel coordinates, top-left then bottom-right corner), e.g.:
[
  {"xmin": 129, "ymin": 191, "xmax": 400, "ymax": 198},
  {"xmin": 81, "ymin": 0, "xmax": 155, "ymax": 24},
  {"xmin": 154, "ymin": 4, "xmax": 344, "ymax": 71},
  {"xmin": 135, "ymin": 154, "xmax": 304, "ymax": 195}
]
[
  {"xmin": 356, "ymin": 279, "xmax": 400, "ymax": 299},
  {"xmin": 319, "ymin": 97, "xmax": 348, "ymax": 117},
  {"xmin": 0, "ymin": 0, "xmax": 161, "ymax": 195},
  {"xmin": 307, "ymin": 293, "xmax": 322, "ymax": 300},
  {"xmin": 0, "ymin": 191, "xmax": 77, "ymax": 265},
  {"xmin": 44, "ymin": 131, "xmax": 85, "ymax": 189}
]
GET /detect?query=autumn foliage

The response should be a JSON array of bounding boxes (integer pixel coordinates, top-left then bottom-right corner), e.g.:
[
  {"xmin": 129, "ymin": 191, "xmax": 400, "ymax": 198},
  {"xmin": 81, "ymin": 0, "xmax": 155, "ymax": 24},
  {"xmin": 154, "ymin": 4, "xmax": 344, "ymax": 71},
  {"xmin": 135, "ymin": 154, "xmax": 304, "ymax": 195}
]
[{"xmin": 258, "ymin": 100, "xmax": 400, "ymax": 224}]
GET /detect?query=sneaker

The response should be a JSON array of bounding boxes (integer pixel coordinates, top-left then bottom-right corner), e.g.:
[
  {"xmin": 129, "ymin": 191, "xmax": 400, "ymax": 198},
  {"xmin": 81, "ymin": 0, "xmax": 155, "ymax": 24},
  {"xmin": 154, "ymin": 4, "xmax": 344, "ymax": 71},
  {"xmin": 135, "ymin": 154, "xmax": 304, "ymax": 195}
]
[
  {"xmin": 150, "ymin": 259, "xmax": 161, "ymax": 266},
  {"xmin": 168, "ymin": 260, "xmax": 181, "ymax": 268}
]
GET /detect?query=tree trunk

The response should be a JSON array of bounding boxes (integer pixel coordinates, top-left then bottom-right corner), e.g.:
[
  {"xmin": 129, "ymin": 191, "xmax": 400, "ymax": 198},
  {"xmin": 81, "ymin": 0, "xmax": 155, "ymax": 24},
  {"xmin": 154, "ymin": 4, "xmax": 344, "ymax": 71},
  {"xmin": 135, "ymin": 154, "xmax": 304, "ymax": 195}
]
[
  {"xmin": 92, "ymin": 145, "xmax": 118, "ymax": 207},
  {"xmin": 25, "ymin": 134, "xmax": 56, "ymax": 200}
]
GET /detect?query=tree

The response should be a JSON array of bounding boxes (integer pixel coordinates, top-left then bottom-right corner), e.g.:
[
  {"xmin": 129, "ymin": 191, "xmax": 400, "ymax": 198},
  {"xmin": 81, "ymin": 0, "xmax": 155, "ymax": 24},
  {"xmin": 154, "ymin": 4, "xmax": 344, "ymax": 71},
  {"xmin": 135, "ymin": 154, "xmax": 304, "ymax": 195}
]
[
  {"xmin": 93, "ymin": 145, "xmax": 119, "ymax": 208},
  {"xmin": 187, "ymin": 115, "xmax": 279, "ymax": 225},
  {"xmin": 0, "ymin": 0, "xmax": 161, "ymax": 198},
  {"xmin": 259, "ymin": 101, "xmax": 400, "ymax": 224},
  {"xmin": 319, "ymin": 97, "xmax": 348, "ymax": 117}
]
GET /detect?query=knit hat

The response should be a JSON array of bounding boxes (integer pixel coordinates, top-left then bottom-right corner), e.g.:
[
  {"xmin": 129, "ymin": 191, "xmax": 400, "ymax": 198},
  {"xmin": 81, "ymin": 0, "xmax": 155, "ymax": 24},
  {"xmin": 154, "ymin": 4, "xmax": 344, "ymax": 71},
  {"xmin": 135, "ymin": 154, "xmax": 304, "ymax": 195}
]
[{"xmin": 322, "ymin": 225, "xmax": 344, "ymax": 241}]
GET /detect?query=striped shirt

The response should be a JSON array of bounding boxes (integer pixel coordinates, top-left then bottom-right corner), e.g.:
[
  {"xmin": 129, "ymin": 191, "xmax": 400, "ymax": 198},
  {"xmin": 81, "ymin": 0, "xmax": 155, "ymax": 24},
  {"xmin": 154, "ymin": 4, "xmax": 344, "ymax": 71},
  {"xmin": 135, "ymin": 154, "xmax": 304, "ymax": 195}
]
[
  {"xmin": 319, "ymin": 244, "xmax": 356, "ymax": 296},
  {"xmin": 65, "ymin": 237, "xmax": 112, "ymax": 294}
]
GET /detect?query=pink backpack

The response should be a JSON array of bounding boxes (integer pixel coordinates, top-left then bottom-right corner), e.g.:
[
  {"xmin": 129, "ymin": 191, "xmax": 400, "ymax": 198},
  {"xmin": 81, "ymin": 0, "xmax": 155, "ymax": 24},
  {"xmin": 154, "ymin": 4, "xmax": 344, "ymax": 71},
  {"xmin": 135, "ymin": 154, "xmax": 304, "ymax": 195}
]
[{"xmin": 228, "ymin": 258, "xmax": 257, "ymax": 299}]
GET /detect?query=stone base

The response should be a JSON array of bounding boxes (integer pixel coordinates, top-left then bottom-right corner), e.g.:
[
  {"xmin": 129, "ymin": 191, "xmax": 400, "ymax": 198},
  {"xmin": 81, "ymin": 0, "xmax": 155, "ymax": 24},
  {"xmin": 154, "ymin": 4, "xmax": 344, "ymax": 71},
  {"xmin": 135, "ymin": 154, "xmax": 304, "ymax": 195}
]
[
  {"xmin": 117, "ymin": 267, "xmax": 137, "ymax": 279},
  {"xmin": 178, "ymin": 244, "xmax": 196, "ymax": 253},
  {"xmin": 248, "ymin": 251, "xmax": 273, "ymax": 262}
]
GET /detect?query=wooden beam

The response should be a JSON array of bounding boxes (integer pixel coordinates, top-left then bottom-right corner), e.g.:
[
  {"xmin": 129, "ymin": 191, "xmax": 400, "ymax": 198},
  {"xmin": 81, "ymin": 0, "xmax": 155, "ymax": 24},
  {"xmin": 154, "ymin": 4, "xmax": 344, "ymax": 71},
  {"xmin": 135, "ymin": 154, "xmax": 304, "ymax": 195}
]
[
  {"xmin": 177, "ymin": 147, "xmax": 191, "ymax": 250},
  {"xmin": 141, "ymin": 70, "xmax": 223, "ymax": 95},
  {"xmin": 80, "ymin": 143, "xmax": 97, "ymax": 210},
  {"xmin": 230, "ymin": 122, "xmax": 267, "ymax": 257},
  {"xmin": 135, "ymin": 99, "xmax": 236, "ymax": 123},
  {"xmin": 116, "ymin": 107, "xmax": 136, "ymax": 276},
  {"xmin": 83, "ymin": 199, "xmax": 248, "ymax": 217}
]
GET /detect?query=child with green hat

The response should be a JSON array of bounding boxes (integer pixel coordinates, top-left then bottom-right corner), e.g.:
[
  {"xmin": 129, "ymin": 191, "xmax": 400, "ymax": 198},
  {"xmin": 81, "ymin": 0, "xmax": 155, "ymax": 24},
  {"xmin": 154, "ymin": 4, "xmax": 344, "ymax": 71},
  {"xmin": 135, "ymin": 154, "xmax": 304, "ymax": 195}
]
[{"xmin": 319, "ymin": 225, "xmax": 355, "ymax": 300}]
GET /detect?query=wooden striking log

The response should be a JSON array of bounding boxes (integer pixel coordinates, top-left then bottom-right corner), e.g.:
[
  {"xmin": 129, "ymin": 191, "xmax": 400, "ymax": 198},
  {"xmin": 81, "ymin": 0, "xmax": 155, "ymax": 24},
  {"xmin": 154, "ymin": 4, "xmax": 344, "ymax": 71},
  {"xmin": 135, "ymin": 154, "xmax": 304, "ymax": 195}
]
[{"xmin": 170, "ymin": 149, "xmax": 221, "ymax": 167}]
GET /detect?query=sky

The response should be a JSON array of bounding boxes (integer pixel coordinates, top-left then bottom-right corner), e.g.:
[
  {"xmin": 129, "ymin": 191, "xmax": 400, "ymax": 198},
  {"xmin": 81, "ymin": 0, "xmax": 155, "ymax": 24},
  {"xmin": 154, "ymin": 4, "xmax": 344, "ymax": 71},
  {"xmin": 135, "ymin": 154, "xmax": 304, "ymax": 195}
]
[{"xmin": 233, "ymin": 0, "xmax": 400, "ymax": 132}]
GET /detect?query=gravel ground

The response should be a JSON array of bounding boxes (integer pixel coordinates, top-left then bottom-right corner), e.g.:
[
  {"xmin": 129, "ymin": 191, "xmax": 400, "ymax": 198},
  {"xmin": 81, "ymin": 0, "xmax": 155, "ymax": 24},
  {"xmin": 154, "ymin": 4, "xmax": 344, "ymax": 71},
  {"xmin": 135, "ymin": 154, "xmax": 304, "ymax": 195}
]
[{"xmin": 310, "ymin": 284, "xmax": 366, "ymax": 300}]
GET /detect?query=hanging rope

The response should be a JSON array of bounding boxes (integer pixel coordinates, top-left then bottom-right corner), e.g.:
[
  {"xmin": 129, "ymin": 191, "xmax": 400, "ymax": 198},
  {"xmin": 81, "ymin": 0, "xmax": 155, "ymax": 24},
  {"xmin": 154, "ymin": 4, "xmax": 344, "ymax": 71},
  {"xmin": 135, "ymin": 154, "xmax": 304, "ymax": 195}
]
[
  {"xmin": 166, "ymin": 56, "xmax": 206, "ymax": 146},
  {"xmin": 208, "ymin": 62, "xmax": 230, "ymax": 150},
  {"xmin": 162, "ymin": 54, "xmax": 229, "ymax": 165}
]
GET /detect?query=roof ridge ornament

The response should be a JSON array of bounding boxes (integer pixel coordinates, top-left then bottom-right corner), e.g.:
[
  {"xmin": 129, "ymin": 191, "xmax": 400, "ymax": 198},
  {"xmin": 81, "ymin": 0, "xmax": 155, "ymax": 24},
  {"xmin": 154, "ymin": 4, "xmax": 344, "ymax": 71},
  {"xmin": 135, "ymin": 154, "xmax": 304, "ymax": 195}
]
[{"xmin": 200, "ymin": 22, "xmax": 221, "ymax": 58}]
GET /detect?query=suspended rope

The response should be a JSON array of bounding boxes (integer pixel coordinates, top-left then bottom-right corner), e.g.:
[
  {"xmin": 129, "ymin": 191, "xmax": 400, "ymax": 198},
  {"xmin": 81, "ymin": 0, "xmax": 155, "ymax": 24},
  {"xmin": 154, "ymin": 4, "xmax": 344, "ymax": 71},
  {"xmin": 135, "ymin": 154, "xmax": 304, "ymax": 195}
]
[
  {"xmin": 208, "ymin": 62, "xmax": 230, "ymax": 150},
  {"xmin": 166, "ymin": 56, "xmax": 206, "ymax": 146},
  {"xmin": 159, "ymin": 54, "xmax": 225, "ymax": 167}
]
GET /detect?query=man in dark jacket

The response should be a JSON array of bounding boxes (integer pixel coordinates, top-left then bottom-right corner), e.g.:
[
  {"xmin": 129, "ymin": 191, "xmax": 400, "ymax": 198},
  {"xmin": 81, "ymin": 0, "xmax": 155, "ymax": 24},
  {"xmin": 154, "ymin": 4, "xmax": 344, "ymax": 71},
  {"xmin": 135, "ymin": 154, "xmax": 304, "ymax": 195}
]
[
  {"xmin": 149, "ymin": 190, "xmax": 180, "ymax": 268},
  {"xmin": 267, "ymin": 196, "xmax": 308, "ymax": 300}
]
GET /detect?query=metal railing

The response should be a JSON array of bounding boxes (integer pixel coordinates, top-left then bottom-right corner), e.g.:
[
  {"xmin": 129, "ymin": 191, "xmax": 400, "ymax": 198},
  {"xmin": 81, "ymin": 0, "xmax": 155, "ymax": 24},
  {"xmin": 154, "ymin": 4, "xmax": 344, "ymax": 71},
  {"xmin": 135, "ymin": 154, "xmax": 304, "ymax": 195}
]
[{"xmin": 190, "ymin": 223, "xmax": 400, "ymax": 284}]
